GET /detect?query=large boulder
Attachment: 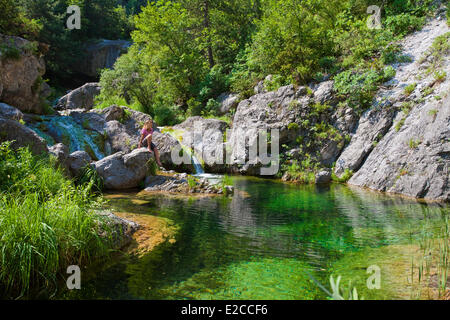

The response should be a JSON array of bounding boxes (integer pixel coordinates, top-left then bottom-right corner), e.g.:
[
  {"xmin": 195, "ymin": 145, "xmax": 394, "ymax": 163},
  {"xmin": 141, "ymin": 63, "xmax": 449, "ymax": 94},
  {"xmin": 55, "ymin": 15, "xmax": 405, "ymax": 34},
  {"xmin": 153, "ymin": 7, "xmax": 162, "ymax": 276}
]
[
  {"xmin": 228, "ymin": 84, "xmax": 311, "ymax": 174},
  {"xmin": 0, "ymin": 34, "xmax": 48, "ymax": 113},
  {"xmin": 173, "ymin": 116, "xmax": 229, "ymax": 172},
  {"xmin": 93, "ymin": 148, "xmax": 152, "ymax": 190},
  {"xmin": 77, "ymin": 40, "xmax": 131, "ymax": 77},
  {"xmin": 55, "ymin": 83, "xmax": 101, "ymax": 110},
  {"xmin": 0, "ymin": 117, "xmax": 48, "ymax": 155}
]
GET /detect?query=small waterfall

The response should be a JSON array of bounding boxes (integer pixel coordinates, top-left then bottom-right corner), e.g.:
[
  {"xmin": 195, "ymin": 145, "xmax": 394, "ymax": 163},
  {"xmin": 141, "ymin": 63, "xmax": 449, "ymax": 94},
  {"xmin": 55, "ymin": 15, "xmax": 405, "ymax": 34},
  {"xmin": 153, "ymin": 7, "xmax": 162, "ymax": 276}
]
[
  {"xmin": 28, "ymin": 116, "xmax": 106, "ymax": 160},
  {"xmin": 191, "ymin": 154, "xmax": 205, "ymax": 175},
  {"xmin": 160, "ymin": 127, "xmax": 205, "ymax": 175}
]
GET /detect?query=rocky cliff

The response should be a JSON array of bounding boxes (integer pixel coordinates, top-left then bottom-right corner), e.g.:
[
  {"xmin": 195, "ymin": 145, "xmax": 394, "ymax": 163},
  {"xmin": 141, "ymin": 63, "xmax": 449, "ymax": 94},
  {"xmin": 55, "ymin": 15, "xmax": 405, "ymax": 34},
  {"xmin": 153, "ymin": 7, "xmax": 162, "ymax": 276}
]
[{"xmin": 0, "ymin": 34, "xmax": 49, "ymax": 114}]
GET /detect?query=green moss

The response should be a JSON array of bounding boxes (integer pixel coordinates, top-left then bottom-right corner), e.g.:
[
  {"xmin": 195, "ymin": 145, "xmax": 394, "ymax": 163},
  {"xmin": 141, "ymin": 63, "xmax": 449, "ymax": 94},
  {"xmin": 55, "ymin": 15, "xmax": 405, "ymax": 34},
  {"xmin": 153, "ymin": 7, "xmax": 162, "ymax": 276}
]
[{"xmin": 331, "ymin": 169, "xmax": 353, "ymax": 183}]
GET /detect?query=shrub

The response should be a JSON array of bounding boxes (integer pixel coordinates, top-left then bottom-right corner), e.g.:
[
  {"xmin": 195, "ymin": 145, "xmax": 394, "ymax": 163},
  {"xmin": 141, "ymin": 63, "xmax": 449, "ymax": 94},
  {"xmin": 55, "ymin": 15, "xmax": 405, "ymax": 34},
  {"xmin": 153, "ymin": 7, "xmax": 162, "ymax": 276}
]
[
  {"xmin": 385, "ymin": 13, "xmax": 425, "ymax": 36},
  {"xmin": 403, "ymin": 83, "xmax": 417, "ymax": 96},
  {"xmin": 334, "ymin": 69, "xmax": 383, "ymax": 111}
]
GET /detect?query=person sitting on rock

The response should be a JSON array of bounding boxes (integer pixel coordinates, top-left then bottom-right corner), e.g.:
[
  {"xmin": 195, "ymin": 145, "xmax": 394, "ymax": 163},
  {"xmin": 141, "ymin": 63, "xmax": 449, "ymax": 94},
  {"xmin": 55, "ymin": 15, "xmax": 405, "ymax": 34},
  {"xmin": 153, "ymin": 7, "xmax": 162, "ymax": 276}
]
[{"xmin": 138, "ymin": 119, "xmax": 163, "ymax": 168}]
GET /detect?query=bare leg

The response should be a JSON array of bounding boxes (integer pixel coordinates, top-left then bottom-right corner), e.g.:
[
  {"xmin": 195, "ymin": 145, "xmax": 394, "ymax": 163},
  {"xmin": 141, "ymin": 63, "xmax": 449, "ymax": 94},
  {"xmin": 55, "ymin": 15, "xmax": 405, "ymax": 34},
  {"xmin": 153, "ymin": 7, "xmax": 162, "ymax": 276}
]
[{"xmin": 154, "ymin": 148, "xmax": 163, "ymax": 167}]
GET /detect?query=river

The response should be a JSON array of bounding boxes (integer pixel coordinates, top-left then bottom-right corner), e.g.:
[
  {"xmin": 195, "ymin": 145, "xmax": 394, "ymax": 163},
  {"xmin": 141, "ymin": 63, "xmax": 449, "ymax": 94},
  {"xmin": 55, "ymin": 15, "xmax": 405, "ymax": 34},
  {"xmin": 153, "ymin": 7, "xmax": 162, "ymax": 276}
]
[{"xmin": 60, "ymin": 176, "xmax": 449, "ymax": 300}]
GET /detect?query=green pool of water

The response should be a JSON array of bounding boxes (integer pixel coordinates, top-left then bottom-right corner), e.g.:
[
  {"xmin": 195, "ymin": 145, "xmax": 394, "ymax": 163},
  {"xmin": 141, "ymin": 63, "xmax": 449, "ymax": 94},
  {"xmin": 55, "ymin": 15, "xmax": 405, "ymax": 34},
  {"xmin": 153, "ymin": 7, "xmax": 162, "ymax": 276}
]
[{"xmin": 61, "ymin": 177, "xmax": 449, "ymax": 300}]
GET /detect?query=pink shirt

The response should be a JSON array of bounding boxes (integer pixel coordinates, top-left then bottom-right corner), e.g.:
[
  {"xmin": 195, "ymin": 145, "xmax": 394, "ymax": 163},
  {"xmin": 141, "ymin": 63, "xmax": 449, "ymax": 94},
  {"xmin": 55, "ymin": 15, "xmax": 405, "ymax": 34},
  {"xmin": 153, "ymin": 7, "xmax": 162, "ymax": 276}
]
[{"xmin": 141, "ymin": 127, "xmax": 153, "ymax": 139}]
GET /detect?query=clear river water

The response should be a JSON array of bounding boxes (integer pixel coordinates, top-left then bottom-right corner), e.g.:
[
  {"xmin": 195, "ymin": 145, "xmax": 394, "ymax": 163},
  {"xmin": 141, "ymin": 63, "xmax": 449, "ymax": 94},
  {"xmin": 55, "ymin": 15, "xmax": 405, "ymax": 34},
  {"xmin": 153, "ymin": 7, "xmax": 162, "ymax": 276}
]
[{"xmin": 60, "ymin": 176, "xmax": 449, "ymax": 300}]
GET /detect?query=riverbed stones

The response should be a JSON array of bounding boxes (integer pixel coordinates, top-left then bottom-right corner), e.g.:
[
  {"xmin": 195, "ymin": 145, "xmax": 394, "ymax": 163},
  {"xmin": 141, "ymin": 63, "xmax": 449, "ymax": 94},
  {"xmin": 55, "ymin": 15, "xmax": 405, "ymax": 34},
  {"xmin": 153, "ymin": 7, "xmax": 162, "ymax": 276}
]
[{"xmin": 96, "ymin": 211, "xmax": 139, "ymax": 249}]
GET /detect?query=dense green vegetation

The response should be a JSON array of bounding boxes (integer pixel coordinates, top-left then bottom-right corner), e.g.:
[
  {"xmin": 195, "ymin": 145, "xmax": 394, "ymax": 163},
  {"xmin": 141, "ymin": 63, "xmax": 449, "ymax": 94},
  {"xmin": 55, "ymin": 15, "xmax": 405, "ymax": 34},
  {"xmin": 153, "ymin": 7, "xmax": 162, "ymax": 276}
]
[
  {"xmin": 0, "ymin": 0, "xmax": 443, "ymax": 119},
  {"xmin": 0, "ymin": 0, "xmax": 139, "ymax": 82},
  {"xmin": 0, "ymin": 142, "xmax": 113, "ymax": 298},
  {"xmin": 97, "ymin": 0, "xmax": 439, "ymax": 124}
]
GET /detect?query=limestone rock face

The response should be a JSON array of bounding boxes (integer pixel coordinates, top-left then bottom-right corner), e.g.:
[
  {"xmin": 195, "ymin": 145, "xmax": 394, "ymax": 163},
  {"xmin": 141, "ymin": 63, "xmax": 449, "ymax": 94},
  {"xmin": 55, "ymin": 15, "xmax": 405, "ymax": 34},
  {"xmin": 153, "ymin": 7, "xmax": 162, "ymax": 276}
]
[
  {"xmin": 0, "ymin": 117, "xmax": 48, "ymax": 155},
  {"xmin": 0, "ymin": 34, "xmax": 47, "ymax": 113},
  {"xmin": 334, "ymin": 106, "xmax": 396, "ymax": 177},
  {"xmin": 334, "ymin": 18, "xmax": 450, "ymax": 201},
  {"xmin": 77, "ymin": 40, "xmax": 131, "ymax": 77},
  {"xmin": 93, "ymin": 148, "xmax": 151, "ymax": 190},
  {"xmin": 55, "ymin": 83, "xmax": 101, "ymax": 110},
  {"xmin": 313, "ymin": 80, "xmax": 336, "ymax": 105},
  {"xmin": 349, "ymin": 95, "xmax": 449, "ymax": 202}
]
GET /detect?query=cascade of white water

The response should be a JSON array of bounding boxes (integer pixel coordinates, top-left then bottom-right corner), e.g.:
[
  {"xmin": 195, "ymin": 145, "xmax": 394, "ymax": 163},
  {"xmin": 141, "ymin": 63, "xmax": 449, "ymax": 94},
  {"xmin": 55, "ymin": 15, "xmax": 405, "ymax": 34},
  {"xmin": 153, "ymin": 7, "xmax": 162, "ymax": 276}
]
[{"xmin": 28, "ymin": 115, "xmax": 106, "ymax": 160}]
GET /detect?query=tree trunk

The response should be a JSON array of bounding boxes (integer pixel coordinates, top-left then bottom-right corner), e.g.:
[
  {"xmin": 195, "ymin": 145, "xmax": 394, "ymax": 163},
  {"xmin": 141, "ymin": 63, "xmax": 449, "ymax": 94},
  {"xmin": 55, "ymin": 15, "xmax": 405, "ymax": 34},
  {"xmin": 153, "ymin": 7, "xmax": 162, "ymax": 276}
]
[{"xmin": 204, "ymin": 0, "xmax": 215, "ymax": 68}]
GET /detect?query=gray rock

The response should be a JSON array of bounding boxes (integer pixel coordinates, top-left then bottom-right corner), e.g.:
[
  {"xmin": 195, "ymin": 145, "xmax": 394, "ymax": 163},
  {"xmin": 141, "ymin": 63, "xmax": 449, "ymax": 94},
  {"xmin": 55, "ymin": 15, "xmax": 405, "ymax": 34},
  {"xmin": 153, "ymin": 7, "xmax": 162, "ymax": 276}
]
[
  {"xmin": 173, "ymin": 116, "xmax": 229, "ymax": 173},
  {"xmin": 218, "ymin": 93, "xmax": 239, "ymax": 115},
  {"xmin": 313, "ymin": 80, "xmax": 335, "ymax": 105},
  {"xmin": 315, "ymin": 169, "xmax": 332, "ymax": 184},
  {"xmin": 55, "ymin": 83, "xmax": 101, "ymax": 110},
  {"xmin": 0, "ymin": 103, "xmax": 23, "ymax": 121},
  {"xmin": 96, "ymin": 211, "xmax": 139, "ymax": 249},
  {"xmin": 49, "ymin": 143, "xmax": 69, "ymax": 172},
  {"xmin": 0, "ymin": 117, "xmax": 48, "ymax": 155},
  {"xmin": 97, "ymin": 104, "xmax": 126, "ymax": 122},
  {"xmin": 93, "ymin": 148, "xmax": 152, "ymax": 190},
  {"xmin": 67, "ymin": 151, "xmax": 92, "ymax": 177},
  {"xmin": 0, "ymin": 34, "xmax": 47, "ymax": 113},
  {"xmin": 77, "ymin": 40, "xmax": 131, "ymax": 77},
  {"xmin": 349, "ymin": 94, "xmax": 450, "ymax": 201},
  {"xmin": 334, "ymin": 106, "xmax": 396, "ymax": 178}
]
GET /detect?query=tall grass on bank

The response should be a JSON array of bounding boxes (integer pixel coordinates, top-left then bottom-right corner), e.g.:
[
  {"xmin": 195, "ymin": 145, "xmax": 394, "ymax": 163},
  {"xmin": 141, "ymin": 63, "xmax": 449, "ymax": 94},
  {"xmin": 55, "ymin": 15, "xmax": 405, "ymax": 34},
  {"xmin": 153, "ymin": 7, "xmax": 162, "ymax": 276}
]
[{"xmin": 0, "ymin": 142, "xmax": 113, "ymax": 298}]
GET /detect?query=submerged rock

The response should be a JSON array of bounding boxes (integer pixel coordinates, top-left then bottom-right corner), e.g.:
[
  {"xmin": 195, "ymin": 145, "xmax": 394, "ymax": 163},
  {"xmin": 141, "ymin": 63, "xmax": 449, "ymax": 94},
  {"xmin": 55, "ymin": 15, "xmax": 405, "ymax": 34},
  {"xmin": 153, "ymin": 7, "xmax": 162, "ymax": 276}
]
[{"xmin": 96, "ymin": 211, "xmax": 139, "ymax": 249}]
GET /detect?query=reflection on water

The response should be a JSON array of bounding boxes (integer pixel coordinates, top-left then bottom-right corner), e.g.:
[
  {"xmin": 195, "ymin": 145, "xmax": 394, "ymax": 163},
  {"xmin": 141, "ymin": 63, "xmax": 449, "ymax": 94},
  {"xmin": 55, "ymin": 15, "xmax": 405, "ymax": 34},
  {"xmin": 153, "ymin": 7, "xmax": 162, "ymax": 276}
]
[{"xmin": 61, "ymin": 177, "xmax": 449, "ymax": 300}]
